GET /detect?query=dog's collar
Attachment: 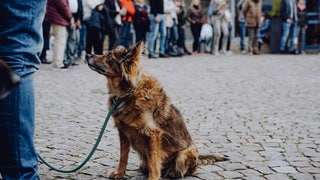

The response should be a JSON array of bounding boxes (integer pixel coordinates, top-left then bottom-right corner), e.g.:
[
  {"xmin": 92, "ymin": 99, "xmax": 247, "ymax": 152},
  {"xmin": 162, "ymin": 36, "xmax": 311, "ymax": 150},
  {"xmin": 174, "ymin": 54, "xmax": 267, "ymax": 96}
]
[{"xmin": 112, "ymin": 72, "xmax": 142, "ymax": 107}]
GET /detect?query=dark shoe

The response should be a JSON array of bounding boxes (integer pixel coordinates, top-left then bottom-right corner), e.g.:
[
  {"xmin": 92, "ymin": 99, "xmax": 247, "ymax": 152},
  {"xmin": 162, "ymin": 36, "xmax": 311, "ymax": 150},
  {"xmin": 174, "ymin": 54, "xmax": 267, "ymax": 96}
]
[
  {"xmin": 60, "ymin": 64, "xmax": 69, "ymax": 69},
  {"xmin": 148, "ymin": 54, "xmax": 157, "ymax": 59},
  {"xmin": 289, "ymin": 51, "xmax": 298, "ymax": 55},
  {"xmin": 71, "ymin": 63, "xmax": 79, "ymax": 66},
  {"xmin": 159, "ymin": 53, "xmax": 169, "ymax": 58},
  {"xmin": 41, "ymin": 58, "xmax": 52, "ymax": 64},
  {"xmin": 280, "ymin": 50, "xmax": 286, "ymax": 54},
  {"xmin": 185, "ymin": 51, "xmax": 192, "ymax": 55}
]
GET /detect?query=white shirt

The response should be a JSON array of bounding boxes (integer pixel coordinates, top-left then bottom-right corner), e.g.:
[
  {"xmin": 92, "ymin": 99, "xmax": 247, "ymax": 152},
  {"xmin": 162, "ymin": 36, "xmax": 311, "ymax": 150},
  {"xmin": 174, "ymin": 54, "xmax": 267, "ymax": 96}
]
[{"xmin": 68, "ymin": 0, "xmax": 78, "ymax": 13}]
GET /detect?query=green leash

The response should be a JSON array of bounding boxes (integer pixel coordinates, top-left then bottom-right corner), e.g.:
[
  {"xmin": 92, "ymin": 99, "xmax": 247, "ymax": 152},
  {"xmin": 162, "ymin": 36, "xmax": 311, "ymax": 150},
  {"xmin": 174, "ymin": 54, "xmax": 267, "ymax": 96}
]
[{"xmin": 37, "ymin": 102, "xmax": 118, "ymax": 173}]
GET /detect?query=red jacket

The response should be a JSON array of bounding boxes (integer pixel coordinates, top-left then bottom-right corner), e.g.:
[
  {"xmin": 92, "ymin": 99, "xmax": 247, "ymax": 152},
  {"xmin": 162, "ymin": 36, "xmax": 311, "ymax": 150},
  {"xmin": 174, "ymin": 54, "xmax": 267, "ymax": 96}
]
[
  {"xmin": 119, "ymin": 0, "xmax": 135, "ymax": 22},
  {"xmin": 45, "ymin": 0, "xmax": 72, "ymax": 26}
]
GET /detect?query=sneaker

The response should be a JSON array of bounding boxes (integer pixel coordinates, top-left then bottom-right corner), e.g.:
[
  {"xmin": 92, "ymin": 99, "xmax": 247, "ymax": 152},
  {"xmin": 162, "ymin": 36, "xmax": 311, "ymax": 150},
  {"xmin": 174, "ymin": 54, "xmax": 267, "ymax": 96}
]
[
  {"xmin": 241, "ymin": 50, "xmax": 246, "ymax": 54},
  {"xmin": 159, "ymin": 53, "xmax": 169, "ymax": 58},
  {"xmin": 148, "ymin": 54, "xmax": 157, "ymax": 59},
  {"xmin": 213, "ymin": 51, "xmax": 220, "ymax": 56}
]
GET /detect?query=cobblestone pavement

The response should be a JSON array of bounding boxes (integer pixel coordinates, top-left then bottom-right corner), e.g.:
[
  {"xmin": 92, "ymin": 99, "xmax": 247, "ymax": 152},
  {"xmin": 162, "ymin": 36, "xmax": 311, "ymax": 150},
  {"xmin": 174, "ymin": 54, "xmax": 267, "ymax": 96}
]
[{"xmin": 34, "ymin": 54, "xmax": 320, "ymax": 180}]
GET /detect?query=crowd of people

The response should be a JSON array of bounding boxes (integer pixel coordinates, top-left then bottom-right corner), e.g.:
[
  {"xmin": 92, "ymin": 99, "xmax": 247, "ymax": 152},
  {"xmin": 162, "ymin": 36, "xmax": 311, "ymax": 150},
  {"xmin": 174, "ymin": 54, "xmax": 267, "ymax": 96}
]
[{"xmin": 39, "ymin": 0, "xmax": 319, "ymax": 68}]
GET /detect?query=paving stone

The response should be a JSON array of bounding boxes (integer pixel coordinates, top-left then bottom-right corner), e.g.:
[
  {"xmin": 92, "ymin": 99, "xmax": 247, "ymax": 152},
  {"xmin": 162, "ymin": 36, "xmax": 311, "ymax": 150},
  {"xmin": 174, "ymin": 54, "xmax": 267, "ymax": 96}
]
[
  {"xmin": 265, "ymin": 173, "xmax": 291, "ymax": 180},
  {"xmin": 271, "ymin": 166, "xmax": 298, "ymax": 173}
]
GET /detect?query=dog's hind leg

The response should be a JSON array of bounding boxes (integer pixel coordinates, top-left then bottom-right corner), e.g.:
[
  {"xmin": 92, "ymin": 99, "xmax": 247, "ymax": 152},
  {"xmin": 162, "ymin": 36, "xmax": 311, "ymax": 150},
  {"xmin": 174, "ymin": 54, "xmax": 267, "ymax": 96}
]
[
  {"xmin": 108, "ymin": 130, "xmax": 130, "ymax": 179},
  {"xmin": 167, "ymin": 144, "xmax": 199, "ymax": 178}
]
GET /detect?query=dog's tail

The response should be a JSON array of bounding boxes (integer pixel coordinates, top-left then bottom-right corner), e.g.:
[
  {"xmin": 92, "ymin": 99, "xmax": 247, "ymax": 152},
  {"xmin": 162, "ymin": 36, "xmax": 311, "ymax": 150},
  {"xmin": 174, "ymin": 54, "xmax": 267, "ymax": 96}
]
[{"xmin": 197, "ymin": 153, "xmax": 229, "ymax": 166}]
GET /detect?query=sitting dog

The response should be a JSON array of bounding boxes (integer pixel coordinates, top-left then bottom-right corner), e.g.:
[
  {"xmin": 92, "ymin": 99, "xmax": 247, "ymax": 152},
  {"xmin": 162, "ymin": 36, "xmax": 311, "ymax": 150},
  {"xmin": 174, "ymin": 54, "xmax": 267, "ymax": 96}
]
[
  {"xmin": 86, "ymin": 42, "xmax": 227, "ymax": 180},
  {"xmin": 0, "ymin": 59, "xmax": 20, "ymax": 99}
]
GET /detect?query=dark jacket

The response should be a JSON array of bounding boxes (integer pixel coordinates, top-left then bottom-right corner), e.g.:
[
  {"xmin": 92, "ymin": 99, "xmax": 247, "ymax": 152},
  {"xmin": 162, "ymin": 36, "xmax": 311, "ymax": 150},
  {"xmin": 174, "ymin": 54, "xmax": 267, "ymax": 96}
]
[
  {"xmin": 281, "ymin": 0, "xmax": 298, "ymax": 21},
  {"xmin": 297, "ymin": 8, "xmax": 307, "ymax": 27},
  {"xmin": 105, "ymin": 0, "xmax": 120, "ymax": 19},
  {"xmin": 88, "ymin": 4, "xmax": 114, "ymax": 36},
  {"xmin": 149, "ymin": 0, "xmax": 164, "ymax": 16},
  {"xmin": 45, "ymin": 0, "xmax": 72, "ymax": 26}
]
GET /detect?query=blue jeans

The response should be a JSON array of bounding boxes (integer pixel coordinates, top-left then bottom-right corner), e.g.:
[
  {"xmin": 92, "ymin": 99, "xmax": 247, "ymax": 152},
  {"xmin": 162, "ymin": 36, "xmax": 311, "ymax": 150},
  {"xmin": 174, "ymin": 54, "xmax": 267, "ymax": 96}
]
[
  {"xmin": 0, "ymin": 0, "xmax": 46, "ymax": 179},
  {"xmin": 64, "ymin": 25, "xmax": 78, "ymax": 66},
  {"xmin": 119, "ymin": 21, "xmax": 132, "ymax": 49},
  {"xmin": 147, "ymin": 14, "xmax": 166, "ymax": 56},
  {"xmin": 239, "ymin": 21, "xmax": 246, "ymax": 51},
  {"xmin": 280, "ymin": 21, "xmax": 297, "ymax": 52}
]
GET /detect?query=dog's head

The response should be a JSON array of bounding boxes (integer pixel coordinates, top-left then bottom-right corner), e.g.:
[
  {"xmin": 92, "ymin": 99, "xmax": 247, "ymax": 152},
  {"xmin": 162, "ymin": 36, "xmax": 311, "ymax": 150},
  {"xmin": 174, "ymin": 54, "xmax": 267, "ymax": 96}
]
[
  {"xmin": 0, "ymin": 59, "xmax": 21, "ymax": 99},
  {"xmin": 86, "ymin": 42, "xmax": 143, "ymax": 86}
]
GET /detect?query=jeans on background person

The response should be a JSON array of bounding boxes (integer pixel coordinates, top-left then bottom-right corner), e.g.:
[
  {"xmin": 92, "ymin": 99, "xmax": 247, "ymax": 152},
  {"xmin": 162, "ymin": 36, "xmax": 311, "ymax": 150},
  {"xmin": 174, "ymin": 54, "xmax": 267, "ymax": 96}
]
[
  {"xmin": 280, "ymin": 21, "xmax": 297, "ymax": 53},
  {"xmin": 147, "ymin": 14, "xmax": 167, "ymax": 57},
  {"xmin": 119, "ymin": 21, "xmax": 132, "ymax": 49},
  {"xmin": 239, "ymin": 21, "xmax": 246, "ymax": 52},
  {"xmin": 77, "ymin": 22, "xmax": 87, "ymax": 58},
  {"xmin": 0, "ymin": 0, "xmax": 46, "ymax": 179},
  {"xmin": 64, "ymin": 25, "xmax": 79, "ymax": 67}
]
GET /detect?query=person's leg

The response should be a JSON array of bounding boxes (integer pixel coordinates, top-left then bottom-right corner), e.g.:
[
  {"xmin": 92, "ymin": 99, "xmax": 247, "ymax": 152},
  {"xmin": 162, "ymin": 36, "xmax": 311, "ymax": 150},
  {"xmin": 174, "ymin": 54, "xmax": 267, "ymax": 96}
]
[
  {"xmin": 147, "ymin": 14, "xmax": 159, "ymax": 57},
  {"xmin": 0, "ymin": 0, "xmax": 45, "ymax": 179},
  {"xmin": 220, "ymin": 19, "xmax": 229, "ymax": 54},
  {"xmin": 158, "ymin": 14, "xmax": 167, "ymax": 55},
  {"xmin": 40, "ymin": 21, "xmax": 51, "ymax": 62},
  {"xmin": 213, "ymin": 16, "xmax": 222, "ymax": 55},
  {"xmin": 280, "ymin": 22, "xmax": 290, "ymax": 53},
  {"xmin": 239, "ymin": 22, "xmax": 246, "ymax": 52},
  {"xmin": 190, "ymin": 24, "xmax": 198, "ymax": 52},
  {"xmin": 0, "ymin": 74, "xmax": 38, "ymax": 180},
  {"xmin": 288, "ymin": 21, "xmax": 297, "ymax": 52},
  {"xmin": 52, "ymin": 24, "xmax": 67, "ymax": 68},
  {"xmin": 119, "ymin": 22, "xmax": 131, "ymax": 49},
  {"xmin": 247, "ymin": 27, "xmax": 254, "ymax": 53}
]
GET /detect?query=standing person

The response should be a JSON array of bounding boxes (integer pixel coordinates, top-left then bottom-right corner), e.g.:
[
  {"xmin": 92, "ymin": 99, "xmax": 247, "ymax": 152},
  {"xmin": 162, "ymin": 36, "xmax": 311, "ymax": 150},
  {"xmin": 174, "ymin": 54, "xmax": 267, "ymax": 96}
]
[
  {"xmin": 105, "ymin": 0, "xmax": 126, "ymax": 50},
  {"xmin": 296, "ymin": 0, "xmax": 308, "ymax": 54},
  {"xmin": 243, "ymin": 0, "xmax": 262, "ymax": 55},
  {"xmin": 83, "ymin": 0, "xmax": 105, "ymax": 54},
  {"xmin": 237, "ymin": 0, "xmax": 247, "ymax": 54},
  {"xmin": 63, "ymin": 0, "xmax": 83, "ymax": 69},
  {"xmin": 147, "ymin": 0, "xmax": 169, "ymax": 58},
  {"xmin": 176, "ymin": 0, "xmax": 191, "ymax": 55},
  {"xmin": 133, "ymin": 0, "xmax": 150, "ymax": 45},
  {"xmin": 164, "ymin": 0, "xmax": 180, "ymax": 56},
  {"xmin": 280, "ymin": 0, "xmax": 298, "ymax": 54},
  {"xmin": 118, "ymin": 0, "xmax": 135, "ymax": 49},
  {"xmin": 45, "ymin": 0, "xmax": 72, "ymax": 69},
  {"xmin": 208, "ymin": 0, "xmax": 229, "ymax": 56},
  {"xmin": 186, "ymin": 0, "xmax": 203, "ymax": 54},
  {"xmin": 0, "ymin": 0, "xmax": 46, "ymax": 179},
  {"xmin": 199, "ymin": 19, "xmax": 213, "ymax": 53}
]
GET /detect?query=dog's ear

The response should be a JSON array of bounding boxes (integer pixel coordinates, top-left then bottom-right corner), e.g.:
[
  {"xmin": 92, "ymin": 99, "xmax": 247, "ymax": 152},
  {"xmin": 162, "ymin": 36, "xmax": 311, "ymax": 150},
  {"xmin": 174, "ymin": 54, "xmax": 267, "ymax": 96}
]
[{"xmin": 124, "ymin": 41, "xmax": 143, "ymax": 62}]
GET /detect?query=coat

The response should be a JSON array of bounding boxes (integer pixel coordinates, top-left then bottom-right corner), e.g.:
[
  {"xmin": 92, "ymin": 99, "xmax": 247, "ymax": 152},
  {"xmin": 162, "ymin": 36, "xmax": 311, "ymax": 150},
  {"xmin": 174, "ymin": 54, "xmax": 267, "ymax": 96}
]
[
  {"xmin": 45, "ymin": 0, "xmax": 72, "ymax": 26},
  {"xmin": 88, "ymin": 4, "xmax": 115, "ymax": 36},
  {"xmin": 242, "ymin": 0, "xmax": 262, "ymax": 28}
]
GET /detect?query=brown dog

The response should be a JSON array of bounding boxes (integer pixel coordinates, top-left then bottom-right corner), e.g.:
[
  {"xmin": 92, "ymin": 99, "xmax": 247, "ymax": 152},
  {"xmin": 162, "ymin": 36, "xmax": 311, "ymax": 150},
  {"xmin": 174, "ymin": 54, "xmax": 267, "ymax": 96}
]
[
  {"xmin": 0, "ymin": 59, "xmax": 20, "ymax": 99},
  {"xmin": 86, "ymin": 42, "xmax": 227, "ymax": 180}
]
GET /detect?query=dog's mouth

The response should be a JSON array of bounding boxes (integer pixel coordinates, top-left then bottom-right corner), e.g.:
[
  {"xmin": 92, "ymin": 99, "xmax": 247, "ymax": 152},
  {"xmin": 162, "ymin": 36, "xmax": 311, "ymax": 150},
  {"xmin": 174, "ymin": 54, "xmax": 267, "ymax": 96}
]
[
  {"xmin": 86, "ymin": 55, "xmax": 108, "ymax": 75},
  {"xmin": 88, "ymin": 63, "xmax": 108, "ymax": 75}
]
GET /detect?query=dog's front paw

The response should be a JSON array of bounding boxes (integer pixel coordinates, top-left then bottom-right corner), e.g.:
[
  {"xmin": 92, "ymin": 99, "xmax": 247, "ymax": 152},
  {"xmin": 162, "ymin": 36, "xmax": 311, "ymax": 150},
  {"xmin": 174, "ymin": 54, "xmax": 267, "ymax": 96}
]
[{"xmin": 108, "ymin": 170, "xmax": 125, "ymax": 179}]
